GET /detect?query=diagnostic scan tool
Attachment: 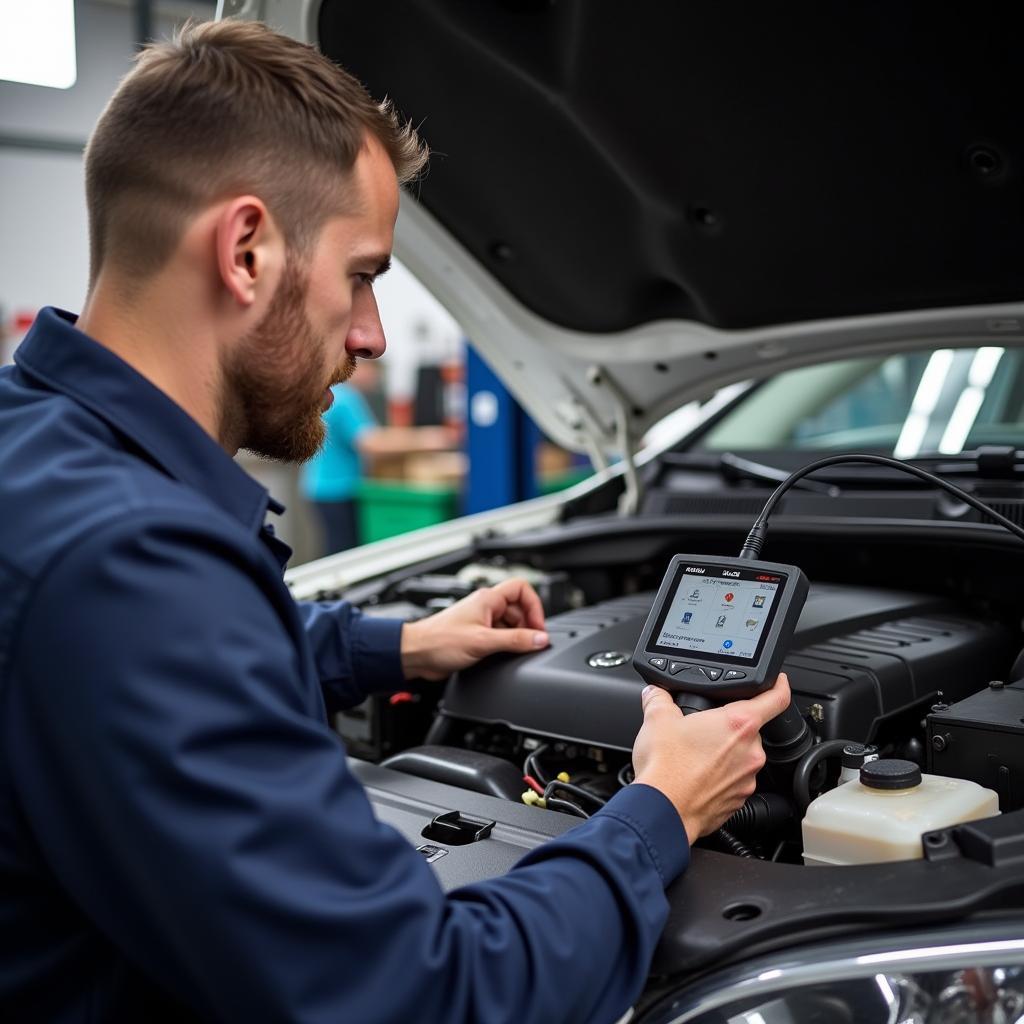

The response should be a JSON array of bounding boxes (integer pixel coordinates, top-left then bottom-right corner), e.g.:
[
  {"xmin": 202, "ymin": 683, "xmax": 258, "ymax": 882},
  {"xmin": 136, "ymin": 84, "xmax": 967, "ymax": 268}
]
[
  {"xmin": 633, "ymin": 555, "xmax": 808, "ymax": 701},
  {"xmin": 630, "ymin": 451, "xmax": 1024, "ymax": 767}
]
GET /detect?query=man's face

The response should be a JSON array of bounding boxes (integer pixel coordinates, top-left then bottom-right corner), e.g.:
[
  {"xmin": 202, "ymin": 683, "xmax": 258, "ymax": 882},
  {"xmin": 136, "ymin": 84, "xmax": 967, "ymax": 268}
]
[{"xmin": 222, "ymin": 135, "xmax": 399, "ymax": 461}]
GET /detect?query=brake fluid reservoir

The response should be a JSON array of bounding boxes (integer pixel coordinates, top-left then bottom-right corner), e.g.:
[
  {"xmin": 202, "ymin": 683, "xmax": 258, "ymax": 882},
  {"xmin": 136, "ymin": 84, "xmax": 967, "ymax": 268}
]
[{"xmin": 802, "ymin": 758, "xmax": 999, "ymax": 866}]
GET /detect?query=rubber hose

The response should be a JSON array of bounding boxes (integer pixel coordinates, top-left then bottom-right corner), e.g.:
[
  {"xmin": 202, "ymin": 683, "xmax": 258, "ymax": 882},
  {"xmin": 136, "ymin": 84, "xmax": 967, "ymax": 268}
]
[
  {"xmin": 793, "ymin": 739, "xmax": 854, "ymax": 812},
  {"xmin": 723, "ymin": 792, "xmax": 794, "ymax": 836},
  {"xmin": 716, "ymin": 826, "xmax": 755, "ymax": 858}
]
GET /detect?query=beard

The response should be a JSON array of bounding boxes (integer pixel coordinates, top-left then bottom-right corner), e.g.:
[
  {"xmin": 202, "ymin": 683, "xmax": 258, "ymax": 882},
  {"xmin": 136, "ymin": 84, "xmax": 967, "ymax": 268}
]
[{"xmin": 221, "ymin": 257, "xmax": 355, "ymax": 462}]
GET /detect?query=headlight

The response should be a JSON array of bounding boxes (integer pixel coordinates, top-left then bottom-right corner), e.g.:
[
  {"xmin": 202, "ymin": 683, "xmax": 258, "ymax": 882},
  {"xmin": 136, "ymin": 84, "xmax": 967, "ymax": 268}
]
[{"xmin": 644, "ymin": 930, "xmax": 1024, "ymax": 1024}]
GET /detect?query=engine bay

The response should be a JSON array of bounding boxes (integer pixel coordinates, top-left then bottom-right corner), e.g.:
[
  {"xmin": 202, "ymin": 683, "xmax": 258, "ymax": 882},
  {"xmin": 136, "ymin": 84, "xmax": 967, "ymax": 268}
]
[{"xmin": 327, "ymin": 520, "xmax": 1024, "ymax": 867}]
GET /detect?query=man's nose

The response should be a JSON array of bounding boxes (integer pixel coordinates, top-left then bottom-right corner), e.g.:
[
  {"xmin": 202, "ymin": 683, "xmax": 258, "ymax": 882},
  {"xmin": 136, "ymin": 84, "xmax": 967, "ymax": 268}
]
[{"xmin": 345, "ymin": 287, "xmax": 386, "ymax": 360}]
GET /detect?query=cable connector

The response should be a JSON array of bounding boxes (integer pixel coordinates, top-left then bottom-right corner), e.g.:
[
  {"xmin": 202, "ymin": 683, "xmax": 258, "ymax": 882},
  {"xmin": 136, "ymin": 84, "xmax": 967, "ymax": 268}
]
[{"xmin": 738, "ymin": 523, "xmax": 768, "ymax": 560}]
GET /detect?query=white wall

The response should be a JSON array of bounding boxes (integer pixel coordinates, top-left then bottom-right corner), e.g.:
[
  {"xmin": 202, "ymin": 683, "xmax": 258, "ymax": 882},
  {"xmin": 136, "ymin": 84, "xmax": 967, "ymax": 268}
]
[
  {"xmin": 0, "ymin": 1, "xmax": 135, "ymax": 328},
  {"xmin": 0, "ymin": 1, "xmax": 135, "ymax": 139}
]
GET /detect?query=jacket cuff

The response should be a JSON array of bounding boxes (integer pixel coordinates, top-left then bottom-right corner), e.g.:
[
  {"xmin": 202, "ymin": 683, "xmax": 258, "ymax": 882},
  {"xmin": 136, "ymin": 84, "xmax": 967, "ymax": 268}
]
[
  {"xmin": 597, "ymin": 783, "xmax": 690, "ymax": 886},
  {"xmin": 349, "ymin": 616, "xmax": 406, "ymax": 695}
]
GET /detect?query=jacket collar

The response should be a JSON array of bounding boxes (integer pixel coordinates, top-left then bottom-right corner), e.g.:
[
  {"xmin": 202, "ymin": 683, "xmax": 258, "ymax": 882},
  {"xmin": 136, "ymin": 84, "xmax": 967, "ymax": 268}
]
[{"xmin": 14, "ymin": 307, "xmax": 286, "ymax": 534}]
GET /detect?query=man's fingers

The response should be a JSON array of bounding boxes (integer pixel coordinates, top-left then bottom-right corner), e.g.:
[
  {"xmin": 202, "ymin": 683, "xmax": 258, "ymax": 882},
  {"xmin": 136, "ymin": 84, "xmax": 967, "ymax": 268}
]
[
  {"xmin": 479, "ymin": 626, "xmax": 549, "ymax": 655},
  {"xmin": 641, "ymin": 684, "xmax": 681, "ymax": 720},
  {"xmin": 745, "ymin": 672, "xmax": 792, "ymax": 726},
  {"xmin": 501, "ymin": 605, "xmax": 525, "ymax": 628},
  {"xmin": 491, "ymin": 578, "xmax": 547, "ymax": 631}
]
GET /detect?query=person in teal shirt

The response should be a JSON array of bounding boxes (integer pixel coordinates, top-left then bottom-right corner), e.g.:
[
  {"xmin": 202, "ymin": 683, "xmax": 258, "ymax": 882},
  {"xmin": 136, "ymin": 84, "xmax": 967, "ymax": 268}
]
[{"xmin": 302, "ymin": 380, "xmax": 377, "ymax": 552}]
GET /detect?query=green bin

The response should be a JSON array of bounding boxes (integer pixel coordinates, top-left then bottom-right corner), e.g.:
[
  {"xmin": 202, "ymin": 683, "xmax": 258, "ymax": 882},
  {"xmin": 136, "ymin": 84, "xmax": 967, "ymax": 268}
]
[{"xmin": 357, "ymin": 480, "xmax": 459, "ymax": 544}]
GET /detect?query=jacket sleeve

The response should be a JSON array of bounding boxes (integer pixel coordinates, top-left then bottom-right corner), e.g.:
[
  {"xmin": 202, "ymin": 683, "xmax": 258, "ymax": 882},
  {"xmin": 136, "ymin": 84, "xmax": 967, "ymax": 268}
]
[
  {"xmin": 7, "ymin": 513, "xmax": 688, "ymax": 1024},
  {"xmin": 295, "ymin": 598, "xmax": 406, "ymax": 706}
]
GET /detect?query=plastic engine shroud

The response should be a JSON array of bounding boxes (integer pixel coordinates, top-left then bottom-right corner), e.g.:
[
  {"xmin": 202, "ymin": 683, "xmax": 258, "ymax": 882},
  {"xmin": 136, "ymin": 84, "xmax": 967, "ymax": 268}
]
[{"xmin": 441, "ymin": 583, "xmax": 1016, "ymax": 750}]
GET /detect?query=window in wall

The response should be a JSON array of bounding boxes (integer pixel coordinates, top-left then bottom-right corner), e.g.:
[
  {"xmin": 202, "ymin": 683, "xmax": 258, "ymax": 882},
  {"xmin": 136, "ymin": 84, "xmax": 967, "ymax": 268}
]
[{"xmin": 0, "ymin": 0, "xmax": 77, "ymax": 90}]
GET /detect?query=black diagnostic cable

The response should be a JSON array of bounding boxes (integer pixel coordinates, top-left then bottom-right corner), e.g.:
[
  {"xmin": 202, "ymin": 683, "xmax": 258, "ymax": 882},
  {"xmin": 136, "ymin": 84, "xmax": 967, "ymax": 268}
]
[
  {"xmin": 738, "ymin": 453, "xmax": 1024, "ymax": 560},
  {"xmin": 733, "ymin": 453, "xmax": 1024, "ymax": 823}
]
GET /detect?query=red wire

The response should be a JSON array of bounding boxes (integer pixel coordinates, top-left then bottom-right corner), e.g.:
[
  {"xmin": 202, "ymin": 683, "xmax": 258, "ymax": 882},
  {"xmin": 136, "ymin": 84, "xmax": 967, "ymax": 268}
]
[{"xmin": 523, "ymin": 775, "xmax": 545, "ymax": 797}]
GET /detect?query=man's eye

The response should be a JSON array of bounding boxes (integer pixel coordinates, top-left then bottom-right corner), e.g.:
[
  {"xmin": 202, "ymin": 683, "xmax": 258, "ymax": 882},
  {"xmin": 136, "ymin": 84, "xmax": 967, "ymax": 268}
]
[{"xmin": 355, "ymin": 274, "xmax": 376, "ymax": 287}]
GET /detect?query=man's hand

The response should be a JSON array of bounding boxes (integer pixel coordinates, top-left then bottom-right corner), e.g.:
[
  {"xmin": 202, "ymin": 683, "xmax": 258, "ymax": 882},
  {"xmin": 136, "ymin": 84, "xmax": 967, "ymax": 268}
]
[
  {"xmin": 400, "ymin": 578, "xmax": 550, "ymax": 681},
  {"xmin": 632, "ymin": 674, "xmax": 792, "ymax": 844}
]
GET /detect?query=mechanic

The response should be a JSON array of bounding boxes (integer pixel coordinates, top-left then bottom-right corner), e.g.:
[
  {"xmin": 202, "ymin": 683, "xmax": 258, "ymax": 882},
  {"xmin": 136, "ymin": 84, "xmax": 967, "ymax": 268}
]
[{"xmin": 0, "ymin": 20, "xmax": 790, "ymax": 1024}]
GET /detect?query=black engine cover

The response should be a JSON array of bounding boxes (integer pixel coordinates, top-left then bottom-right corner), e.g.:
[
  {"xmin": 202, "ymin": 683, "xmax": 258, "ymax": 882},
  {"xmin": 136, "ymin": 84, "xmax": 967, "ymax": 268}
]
[{"xmin": 441, "ymin": 584, "xmax": 1016, "ymax": 750}]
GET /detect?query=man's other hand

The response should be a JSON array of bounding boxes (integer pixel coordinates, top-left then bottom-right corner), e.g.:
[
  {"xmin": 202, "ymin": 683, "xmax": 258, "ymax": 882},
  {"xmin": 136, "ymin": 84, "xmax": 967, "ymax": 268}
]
[
  {"xmin": 400, "ymin": 578, "xmax": 549, "ymax": 681},
  {"xmin": 631, "ymin": 674, "xmax": 792, "ymax": 844}
]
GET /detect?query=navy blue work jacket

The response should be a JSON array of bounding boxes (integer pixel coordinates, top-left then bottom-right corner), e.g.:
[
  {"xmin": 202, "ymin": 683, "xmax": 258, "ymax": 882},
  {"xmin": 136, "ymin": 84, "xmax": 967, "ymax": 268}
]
[{"xmin": 0, "ymin": 308, "xmax": 688, "ymax": 1023}]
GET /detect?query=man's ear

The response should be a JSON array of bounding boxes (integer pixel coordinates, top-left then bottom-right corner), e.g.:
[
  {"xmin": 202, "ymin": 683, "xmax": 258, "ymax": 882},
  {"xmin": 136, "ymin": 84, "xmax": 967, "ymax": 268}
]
[{"xmin": 214, "ymin": 196, "xmax": 283, "ymax": 308}]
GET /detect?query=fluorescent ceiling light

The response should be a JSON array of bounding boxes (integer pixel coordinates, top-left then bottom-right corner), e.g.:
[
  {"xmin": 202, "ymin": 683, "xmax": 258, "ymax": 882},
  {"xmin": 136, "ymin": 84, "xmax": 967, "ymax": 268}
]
[
  {"xmin": 0, "ymin": 0, "xmax": 77, "ymax": 90},
  {"xmin": 968, "ymin": 346, "xmax": 1005, "ymax": 388},
  {"xmin": 937, "ymin": 348, "xmax": 1004, "ymax": 454},
  {"xmin": 938, "ymin": 387, "xmax": 986, "ymax": 454},
  {"xmin": 893, "ymin": 348, "xmax": 955, "ymax": 458}
]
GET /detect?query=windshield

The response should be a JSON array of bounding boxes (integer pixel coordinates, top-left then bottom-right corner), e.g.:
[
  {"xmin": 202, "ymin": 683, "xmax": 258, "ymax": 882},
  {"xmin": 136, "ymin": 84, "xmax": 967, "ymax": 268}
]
[{"xmin": 698, "ymin": 347, "xmax": 1024, "ymax": 456}]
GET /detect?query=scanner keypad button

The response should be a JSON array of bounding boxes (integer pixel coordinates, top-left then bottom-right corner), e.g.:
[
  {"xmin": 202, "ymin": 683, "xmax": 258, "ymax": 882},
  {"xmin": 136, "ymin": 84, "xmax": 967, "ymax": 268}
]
[{"xmin": 679, "ymin": 667, "xmax": 711, "ymax": 687}]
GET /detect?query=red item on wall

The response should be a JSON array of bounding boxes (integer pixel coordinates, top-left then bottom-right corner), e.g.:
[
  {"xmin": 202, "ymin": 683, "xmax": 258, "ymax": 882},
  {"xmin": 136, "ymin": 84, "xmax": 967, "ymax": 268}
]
[{"xmin": 14, "ymin": 311, "xmax": 37, "ymax": 333}]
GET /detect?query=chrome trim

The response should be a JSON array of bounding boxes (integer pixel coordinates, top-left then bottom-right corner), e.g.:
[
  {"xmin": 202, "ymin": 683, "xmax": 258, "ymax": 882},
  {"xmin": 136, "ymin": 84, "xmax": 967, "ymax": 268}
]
[
  {"xmin": 588, "ymin": 651, "xmax": 631, "ymax": 669},
  {"xmin": 647, "ymin": 927, "xmax": 1024, "ymax": 1024}
]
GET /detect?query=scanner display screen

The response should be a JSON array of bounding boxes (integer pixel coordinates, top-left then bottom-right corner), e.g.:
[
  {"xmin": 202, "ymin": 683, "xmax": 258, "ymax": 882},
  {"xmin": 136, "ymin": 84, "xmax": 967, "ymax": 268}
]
[{"xmin": 648, "ymin": 563, "xmax": 786, "ymax": 665}]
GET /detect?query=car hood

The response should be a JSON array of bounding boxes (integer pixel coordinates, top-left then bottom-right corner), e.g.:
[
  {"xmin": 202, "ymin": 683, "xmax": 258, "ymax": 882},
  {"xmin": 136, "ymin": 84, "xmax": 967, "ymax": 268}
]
[{"xmin": 270, "ymin": 0, "xmax": 1024, "ymax": 453}]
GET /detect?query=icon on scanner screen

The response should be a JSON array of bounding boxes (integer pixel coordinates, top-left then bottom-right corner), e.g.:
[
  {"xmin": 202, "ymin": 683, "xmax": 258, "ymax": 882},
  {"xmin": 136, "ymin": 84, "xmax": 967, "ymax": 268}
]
[
  {"xmin": 715, "ymin": 614, "xmax": 727, "ymax": 629},
  {"xmin": 723, "ymin": 640, "xmax": 734, "ymax": 650},
  {"xmin": 689, "ymin": 589, "xmax": 701, "ymax": 600},
  {"xmin": 682, "ymin": 612, "xmax": 693, "ymax": 624},
  {"xmin": 753, "ymin": 595, "xmax": 766, "ymax": 608}
]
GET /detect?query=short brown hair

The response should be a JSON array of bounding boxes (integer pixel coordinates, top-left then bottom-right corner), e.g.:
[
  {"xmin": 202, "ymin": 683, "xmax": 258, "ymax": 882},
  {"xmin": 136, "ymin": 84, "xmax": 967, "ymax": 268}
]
[{"xmin": 84, "ymin": 19, "xmax": 427, "ymax": 288}]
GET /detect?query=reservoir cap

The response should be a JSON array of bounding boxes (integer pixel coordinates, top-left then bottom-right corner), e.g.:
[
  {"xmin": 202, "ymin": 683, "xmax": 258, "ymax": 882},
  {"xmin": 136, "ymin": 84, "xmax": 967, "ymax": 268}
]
[{"xmin": 860, "ymin": 758, "xmax": 921, "ymax": 791}]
